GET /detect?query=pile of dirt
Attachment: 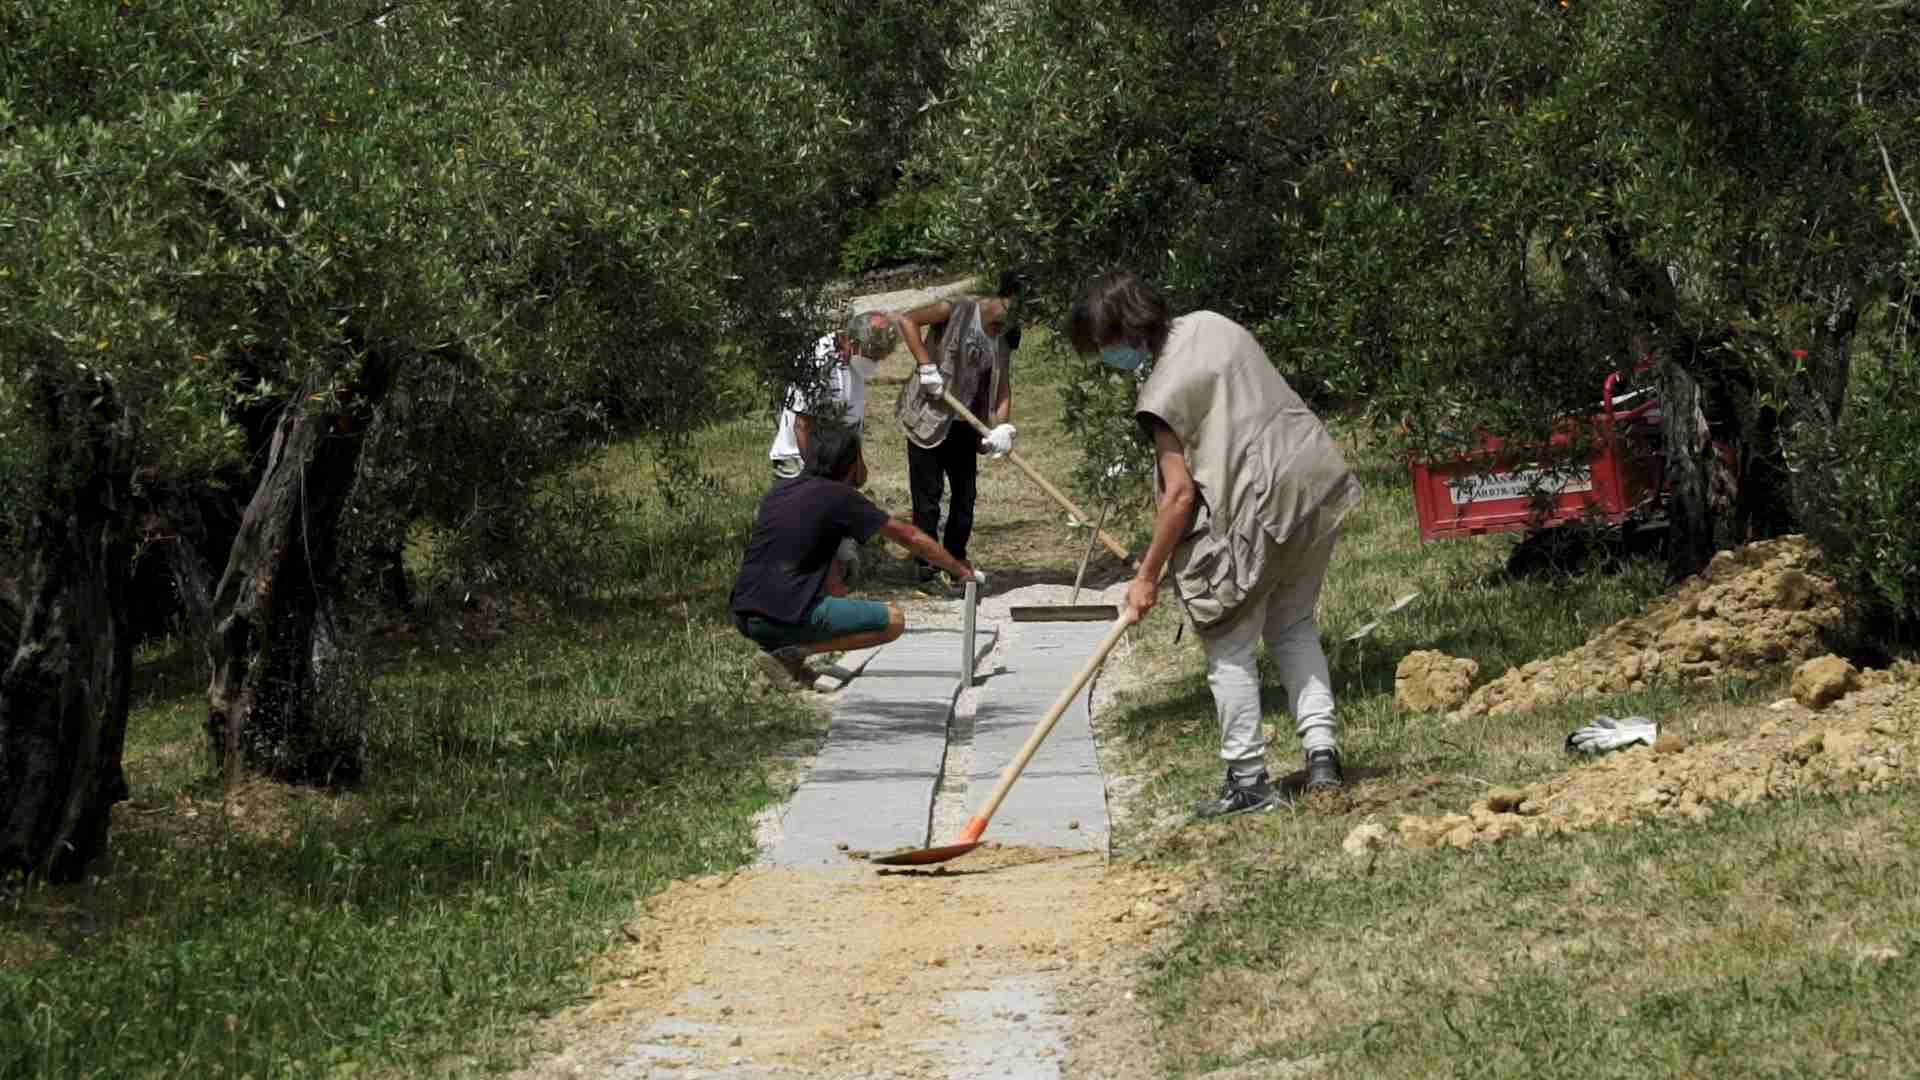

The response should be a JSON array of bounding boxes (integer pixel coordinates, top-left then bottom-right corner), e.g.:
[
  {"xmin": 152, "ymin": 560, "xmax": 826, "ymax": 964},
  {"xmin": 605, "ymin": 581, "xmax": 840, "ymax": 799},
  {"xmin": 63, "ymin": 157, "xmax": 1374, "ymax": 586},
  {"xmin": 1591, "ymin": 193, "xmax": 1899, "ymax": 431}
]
[
  {"xmin": 1449, "ymin": 536, "xmax": 1848, "ymax": 721},
  {"xmin": 1395, "ymin": 650, "xmax": 1480, "ymax": 712},
  {"xmin": 1350, "ymin": 663, "xmax": 1919, "ymax": 853}
]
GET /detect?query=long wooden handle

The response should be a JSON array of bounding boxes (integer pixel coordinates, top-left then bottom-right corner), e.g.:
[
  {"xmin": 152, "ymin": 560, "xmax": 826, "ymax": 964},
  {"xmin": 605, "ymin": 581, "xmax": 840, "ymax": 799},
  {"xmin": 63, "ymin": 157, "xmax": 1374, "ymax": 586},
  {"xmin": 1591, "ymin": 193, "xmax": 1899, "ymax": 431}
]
[
  {"xmin": 939, "ymin": 390, "xmax": 1131, "ymax": 561},
  {"xmin": 958, "ymin": 611, "xmax": 1137, "ymax": 842}
]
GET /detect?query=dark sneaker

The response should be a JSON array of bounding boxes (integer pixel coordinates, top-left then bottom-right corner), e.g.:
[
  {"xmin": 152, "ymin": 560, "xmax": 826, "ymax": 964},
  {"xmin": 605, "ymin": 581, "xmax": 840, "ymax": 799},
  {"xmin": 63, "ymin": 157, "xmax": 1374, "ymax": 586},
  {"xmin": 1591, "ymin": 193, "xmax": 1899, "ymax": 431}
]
[
  {"xmin": 1304, "ymin": 749, "xmax": 1345, "ymax": 796},
  {"xmin": 1193, "ymin": 770, "xmax": 1281, "ymax": 819},
  {"xmin": 755, "ymin": 646, "xmax": 817, "ymax": 690}
]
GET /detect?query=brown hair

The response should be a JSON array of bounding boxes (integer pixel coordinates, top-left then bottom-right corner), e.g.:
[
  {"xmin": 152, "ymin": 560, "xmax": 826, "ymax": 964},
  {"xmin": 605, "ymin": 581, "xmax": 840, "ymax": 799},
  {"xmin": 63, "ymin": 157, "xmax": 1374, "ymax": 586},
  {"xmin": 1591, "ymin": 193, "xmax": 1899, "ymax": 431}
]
[{"xmin": 1068, "ymin": 271, "xmax": 1171, "ymax": 357}]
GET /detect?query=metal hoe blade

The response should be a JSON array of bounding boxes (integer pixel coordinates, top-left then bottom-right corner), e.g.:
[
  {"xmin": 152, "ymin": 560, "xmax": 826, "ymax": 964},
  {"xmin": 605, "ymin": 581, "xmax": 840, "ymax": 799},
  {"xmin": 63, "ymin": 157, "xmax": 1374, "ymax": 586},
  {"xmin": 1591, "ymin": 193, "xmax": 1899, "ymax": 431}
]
[{"xmin": 868, "ymin": 840, "xmax": 983, "ymax": 866}]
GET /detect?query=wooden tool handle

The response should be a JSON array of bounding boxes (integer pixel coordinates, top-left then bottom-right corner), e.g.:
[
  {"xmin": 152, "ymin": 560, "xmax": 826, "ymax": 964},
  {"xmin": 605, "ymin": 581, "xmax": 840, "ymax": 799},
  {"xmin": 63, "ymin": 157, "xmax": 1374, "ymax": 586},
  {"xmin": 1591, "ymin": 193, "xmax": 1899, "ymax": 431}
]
[
  {"xmin": 939, "ymin": 390, "xmax": 1131, "ymax": 562},
  {"xmin": 960, "ymin": 611, "xmax": 1137, "ymax": 841}
]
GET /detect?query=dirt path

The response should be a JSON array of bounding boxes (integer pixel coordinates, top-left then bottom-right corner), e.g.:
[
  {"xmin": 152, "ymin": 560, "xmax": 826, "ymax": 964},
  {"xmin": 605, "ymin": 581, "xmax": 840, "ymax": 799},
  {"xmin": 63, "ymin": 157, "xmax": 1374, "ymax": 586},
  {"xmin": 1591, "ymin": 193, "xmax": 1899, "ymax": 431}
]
[
  {"xmin": 511, "ymin": 587, "xmax": 1175, "ymax": 1080},
  {"xmin": 512, "ymin": 851, "xmax": 1175, "ymax": 1079},
  {"xmin": 507, "ymin": 280, "xmax": 1175, "ymax": 1079}
]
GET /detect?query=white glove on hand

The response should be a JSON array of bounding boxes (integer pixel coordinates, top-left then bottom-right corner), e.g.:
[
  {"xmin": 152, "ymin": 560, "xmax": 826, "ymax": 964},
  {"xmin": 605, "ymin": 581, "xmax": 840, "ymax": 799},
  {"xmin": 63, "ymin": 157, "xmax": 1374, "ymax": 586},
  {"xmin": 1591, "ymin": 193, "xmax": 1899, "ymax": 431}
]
[
  {"xmin": 960, "ymin": 568, "xmax": 986, "ymax": 589},
  {"xmin": 1565, "ymin": 715, "xmax": 1659, "ymax": 754},
  {"xmin": 981, "ymin": 423, "xmax": 1017, "ymax": 458},
  {"xmin": 917, "ymin": 365, "xmax": 945, "ymax": 396}
]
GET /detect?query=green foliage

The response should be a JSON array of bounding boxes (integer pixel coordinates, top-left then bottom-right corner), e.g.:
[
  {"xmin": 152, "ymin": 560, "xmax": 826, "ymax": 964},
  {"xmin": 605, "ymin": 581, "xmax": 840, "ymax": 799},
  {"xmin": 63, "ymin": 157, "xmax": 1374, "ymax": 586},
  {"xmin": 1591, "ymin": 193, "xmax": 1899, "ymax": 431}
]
[
  {"xmin": 0, "ymin": 422, "xmax": 807, "ymax": 1077},
  {"xmin": 1, "ymin": 0, "xmax": 898, "ymax": 597},
  {"xmin": 917, "ymin": 0, "xmax": 1920, "ymax": 596},
  {"xmin": 1793, "ymin": 342, "xmax": 1920, "ymax": 621},
  {"xmin": 839, "ymin": 184, "xmax": 957, "ymax": 276}
]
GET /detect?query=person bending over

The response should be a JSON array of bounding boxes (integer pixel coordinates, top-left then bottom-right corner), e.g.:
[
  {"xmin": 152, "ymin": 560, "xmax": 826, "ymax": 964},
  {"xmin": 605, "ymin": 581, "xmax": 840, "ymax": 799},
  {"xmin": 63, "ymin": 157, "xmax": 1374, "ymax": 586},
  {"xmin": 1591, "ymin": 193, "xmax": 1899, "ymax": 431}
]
[
  {"xmin": 892, "ymin": 271, "xmax": 1023, "ymax": 594},
  {"xmin": 729, "ymin": 426, "xmax": 981, "ymax": 689},
  {"xmin": 1070, "ymin": 271, "xmax": 1361, "ymax": 816}
]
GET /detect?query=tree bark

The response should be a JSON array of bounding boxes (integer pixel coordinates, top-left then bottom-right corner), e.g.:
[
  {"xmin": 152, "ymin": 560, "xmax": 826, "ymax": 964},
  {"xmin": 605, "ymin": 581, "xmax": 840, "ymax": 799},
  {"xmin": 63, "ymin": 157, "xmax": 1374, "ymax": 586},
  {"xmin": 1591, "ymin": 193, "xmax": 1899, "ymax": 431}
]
[
  {"xmin": 206, "ymin": 354, "xmax": 397, "ymax": 785},
  {"xmin": 1658, "ymin": 356, "xmax": 1717, "ymax": 581},
  {"xmin": 0, "ymin": 377, "xmax": 133, "ymax": 882}
]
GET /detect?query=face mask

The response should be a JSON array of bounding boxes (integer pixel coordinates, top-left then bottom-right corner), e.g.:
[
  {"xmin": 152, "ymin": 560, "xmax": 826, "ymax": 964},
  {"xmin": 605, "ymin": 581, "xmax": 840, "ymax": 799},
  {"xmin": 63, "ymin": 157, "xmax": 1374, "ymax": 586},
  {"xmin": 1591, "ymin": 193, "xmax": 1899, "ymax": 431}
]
[
  {"xmin": 1100, "ymin": 344, "xmax": 1149, "ymax": 371},
  {"xmin": 848, "ymin": 355, "xmax": 879, "ymax": 380}
]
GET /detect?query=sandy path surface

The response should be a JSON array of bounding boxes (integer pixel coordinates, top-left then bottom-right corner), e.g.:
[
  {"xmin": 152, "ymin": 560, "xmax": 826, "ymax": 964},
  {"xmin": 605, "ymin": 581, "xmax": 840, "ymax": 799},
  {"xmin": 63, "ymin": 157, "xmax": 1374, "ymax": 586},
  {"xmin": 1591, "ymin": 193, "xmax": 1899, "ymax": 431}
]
[{"xmin": 511, "ymin": 583, "xmax": 1173, "ymax": 1080}]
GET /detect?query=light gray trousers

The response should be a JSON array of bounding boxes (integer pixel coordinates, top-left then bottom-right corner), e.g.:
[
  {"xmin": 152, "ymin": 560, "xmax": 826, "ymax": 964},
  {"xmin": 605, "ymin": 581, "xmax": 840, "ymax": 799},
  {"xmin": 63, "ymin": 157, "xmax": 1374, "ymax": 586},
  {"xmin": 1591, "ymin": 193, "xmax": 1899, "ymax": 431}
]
[{"xmin": 1196, "ymin": 524, "xmax": 1340, "ymax": 778}]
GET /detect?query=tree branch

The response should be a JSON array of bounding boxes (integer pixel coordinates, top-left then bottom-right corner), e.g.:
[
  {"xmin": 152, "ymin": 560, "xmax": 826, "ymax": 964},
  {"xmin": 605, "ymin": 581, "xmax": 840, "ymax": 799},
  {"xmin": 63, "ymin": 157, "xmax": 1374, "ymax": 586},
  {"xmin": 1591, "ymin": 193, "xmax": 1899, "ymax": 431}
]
[
  {"xmin": 1859, "ymin": 70, "xmax": 1920, "ymax": 253},
  {"xmin": 285, "ymin": 3, "xmax": 407, "ymax": 49}
]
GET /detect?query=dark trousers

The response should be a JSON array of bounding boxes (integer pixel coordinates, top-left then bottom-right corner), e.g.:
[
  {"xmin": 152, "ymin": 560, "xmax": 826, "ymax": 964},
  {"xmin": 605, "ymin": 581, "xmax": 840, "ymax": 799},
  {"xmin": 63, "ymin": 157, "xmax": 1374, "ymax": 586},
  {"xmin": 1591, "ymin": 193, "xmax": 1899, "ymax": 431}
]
[{"xmin": 907, "ymin": 427, "xmax": 979, "ymax": 566}]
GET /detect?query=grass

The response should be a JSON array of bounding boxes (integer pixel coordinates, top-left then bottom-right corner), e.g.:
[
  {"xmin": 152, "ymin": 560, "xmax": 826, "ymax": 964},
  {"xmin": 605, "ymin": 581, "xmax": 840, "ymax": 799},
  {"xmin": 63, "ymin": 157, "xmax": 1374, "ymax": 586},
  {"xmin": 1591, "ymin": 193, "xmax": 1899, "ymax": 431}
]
[
  {"xmin": 0, "ymin": 415, "xmax": 827, "ymax": 1078},
  {"xmin": 1102, "ymin": 421, "xmax": 1920, "ymax": 1075},
  {"xmin": 1149, "ymin": 790, "xmax": 1920, "ymax": 1077},
  {"xmin": 0, "ymin": 319, "xmax": 1106, "ymax": 1080}
]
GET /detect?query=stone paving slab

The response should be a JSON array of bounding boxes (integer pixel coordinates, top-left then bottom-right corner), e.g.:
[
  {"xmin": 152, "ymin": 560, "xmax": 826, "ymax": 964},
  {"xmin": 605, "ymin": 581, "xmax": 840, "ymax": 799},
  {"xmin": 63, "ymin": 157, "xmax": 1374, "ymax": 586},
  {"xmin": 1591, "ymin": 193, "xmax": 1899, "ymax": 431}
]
[
  {"xmin": 811, "ymin": 641, "xmax": 884, "ymax": 693},
  {"xmin": 768, "ymin": 626, "xmax": 997, "ymax": 867},
  {"xmin": 967, "ymin": 620, "xmax": 1113, "ymax": 852}
]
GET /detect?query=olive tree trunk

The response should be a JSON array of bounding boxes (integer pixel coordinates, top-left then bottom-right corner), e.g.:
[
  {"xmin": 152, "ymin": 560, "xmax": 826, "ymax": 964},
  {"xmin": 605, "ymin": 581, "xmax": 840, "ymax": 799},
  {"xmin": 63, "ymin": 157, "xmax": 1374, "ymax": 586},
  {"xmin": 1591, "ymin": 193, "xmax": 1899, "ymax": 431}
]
[
  {"xmin": 0, "ymin": 380, "xmax": 133, "ymax": 882},
  {"xmin": 206, "ymin": 356, "xmax": 396, "ymax": 785},
  {"xmin": 1658, "ymin": 356, "xmax": 1717, "ymax": 581}
]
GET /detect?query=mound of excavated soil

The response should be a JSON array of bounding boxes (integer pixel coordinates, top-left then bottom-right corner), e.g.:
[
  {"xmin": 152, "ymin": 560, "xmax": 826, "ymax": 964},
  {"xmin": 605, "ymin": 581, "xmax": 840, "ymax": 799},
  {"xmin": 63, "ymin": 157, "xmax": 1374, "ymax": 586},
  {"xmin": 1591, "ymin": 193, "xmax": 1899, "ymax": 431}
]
[
  {"xmin": 1449, "ymin": 536, "xmax": 1848, "ymax": 721},
  {"xmin": 1352, "ymin": 664, "xmax": 1919, "ymax": 853}
]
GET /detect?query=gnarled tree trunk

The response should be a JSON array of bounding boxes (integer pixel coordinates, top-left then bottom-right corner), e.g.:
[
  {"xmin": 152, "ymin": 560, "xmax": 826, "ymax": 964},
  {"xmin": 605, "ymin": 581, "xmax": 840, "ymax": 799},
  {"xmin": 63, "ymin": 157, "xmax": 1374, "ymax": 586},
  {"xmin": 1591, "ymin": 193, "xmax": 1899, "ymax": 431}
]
[
  {"xmin": 0, "ymin": 378, "xmax": 133, "ymax": 882},
  {"xmin": 1658, "ymin": 355, "xmax": 1716, "ymax": 582},
  {"xmin": 206, "ymin": 355, "xmax": 397, "ymax": 785}
]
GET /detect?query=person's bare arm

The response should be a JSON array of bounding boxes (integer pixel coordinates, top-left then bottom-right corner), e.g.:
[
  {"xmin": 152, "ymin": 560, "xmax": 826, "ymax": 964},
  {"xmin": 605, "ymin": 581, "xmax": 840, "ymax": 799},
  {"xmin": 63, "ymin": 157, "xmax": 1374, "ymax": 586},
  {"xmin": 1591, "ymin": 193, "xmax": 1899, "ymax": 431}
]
[
  {"xmin": 877, "ymin": 517, "xmax": 973, "ymax": 579},
  {"xmin": 991, "ymin": 366, "xmax": 1012, "ymax": 427},
  {"xmin": 1127, "ymin": 421, "xmax": 1197, "ymax": 618},
  {"xmin": 893, "ymin": 300, "xmax": 954, "ymax": 369},
  {"xmin": 792, "ymin": 411, "xmax": 813, "ymax": 459}
]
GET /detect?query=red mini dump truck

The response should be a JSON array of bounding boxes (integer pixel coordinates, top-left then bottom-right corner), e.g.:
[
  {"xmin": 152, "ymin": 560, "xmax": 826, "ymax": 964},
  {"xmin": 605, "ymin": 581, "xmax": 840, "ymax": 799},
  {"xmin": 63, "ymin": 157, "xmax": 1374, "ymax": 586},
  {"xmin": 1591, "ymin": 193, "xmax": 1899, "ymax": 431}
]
[{"xmin": 1409, "ymin": 369, "xmax": 1667, "ymax": 543}]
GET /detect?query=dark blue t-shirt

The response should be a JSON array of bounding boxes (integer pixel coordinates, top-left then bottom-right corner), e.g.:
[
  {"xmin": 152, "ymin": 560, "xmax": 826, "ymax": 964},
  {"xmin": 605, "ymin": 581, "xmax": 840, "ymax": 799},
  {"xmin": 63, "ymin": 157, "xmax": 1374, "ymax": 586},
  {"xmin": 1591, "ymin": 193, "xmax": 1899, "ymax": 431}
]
[{"xmin": 728, "ymin": 476, "xmax": 891, "ymax": 624}]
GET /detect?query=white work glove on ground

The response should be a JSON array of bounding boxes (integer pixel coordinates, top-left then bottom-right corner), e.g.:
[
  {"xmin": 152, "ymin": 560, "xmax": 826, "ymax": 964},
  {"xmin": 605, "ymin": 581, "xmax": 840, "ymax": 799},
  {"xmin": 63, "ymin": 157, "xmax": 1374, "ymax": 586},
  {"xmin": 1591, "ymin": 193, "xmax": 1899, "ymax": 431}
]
[
  {"xmin": 917, "ymin": 364, "xmax": 945, "ymax": 396},
  {"xmin": 1565, "ymin": 715, "xmax": 1659, "ymax": 754},
  {"xmin": 981, "ymin": 423, "xmax": 1017, "ymax": 458}
]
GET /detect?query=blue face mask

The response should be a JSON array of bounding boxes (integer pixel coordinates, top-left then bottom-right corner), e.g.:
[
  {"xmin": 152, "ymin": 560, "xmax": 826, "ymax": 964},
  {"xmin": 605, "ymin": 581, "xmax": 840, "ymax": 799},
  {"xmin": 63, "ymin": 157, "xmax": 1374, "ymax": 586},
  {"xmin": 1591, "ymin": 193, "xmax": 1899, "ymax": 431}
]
[{"xmin": 1100, "ymin": 344, "xmax": 1149, "ymax": 371}]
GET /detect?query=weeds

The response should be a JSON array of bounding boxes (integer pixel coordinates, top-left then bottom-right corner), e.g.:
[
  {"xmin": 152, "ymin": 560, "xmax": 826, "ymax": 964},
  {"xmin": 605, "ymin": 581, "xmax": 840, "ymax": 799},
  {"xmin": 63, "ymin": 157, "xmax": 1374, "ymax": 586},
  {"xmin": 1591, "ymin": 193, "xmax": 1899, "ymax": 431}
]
[{"xmin": 0, "ymin": 414, "xmax": 823, "ymax": 1078}]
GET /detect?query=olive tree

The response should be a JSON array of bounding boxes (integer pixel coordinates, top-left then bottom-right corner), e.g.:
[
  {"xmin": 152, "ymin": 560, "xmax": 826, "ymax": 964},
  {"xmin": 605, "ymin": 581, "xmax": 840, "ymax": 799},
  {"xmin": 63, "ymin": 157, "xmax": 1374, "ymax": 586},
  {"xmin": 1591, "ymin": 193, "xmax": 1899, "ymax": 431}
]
[
  {"xmin": 924, "ymin": 0, "xmax": 1920, "ymax": 589},
  {"xmin": 1, "ymin": 0, "xmax": 885, "ymax": 874}
]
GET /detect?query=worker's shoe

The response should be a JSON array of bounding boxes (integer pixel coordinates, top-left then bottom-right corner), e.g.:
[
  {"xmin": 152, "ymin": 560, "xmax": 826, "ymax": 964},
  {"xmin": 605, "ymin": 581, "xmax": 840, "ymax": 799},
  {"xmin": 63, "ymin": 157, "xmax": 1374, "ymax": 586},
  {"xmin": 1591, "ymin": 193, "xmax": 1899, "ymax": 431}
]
[
  {"xmin": 755, "ymin": 646, "xmax": 817, "ymax": 690},
  {"xmin": 1193, "ymin": 770, "xmax": 1281, "ymax": 819},
  {"xmin": 1303, "ymin": 749, "xmax": 1345, "ymax": 799},
  {"xmin": 914, "ymin": 567, "xmax": 965, "ymax": 598}
]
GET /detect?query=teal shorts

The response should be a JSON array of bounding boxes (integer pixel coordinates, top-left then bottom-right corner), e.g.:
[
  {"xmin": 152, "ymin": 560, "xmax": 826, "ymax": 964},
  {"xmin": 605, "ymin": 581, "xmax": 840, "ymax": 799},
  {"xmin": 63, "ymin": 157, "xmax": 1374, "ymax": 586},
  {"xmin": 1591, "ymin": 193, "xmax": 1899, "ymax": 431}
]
[{"xmin": 736, "ymin": 596, "xmax": 890, "ymax": 649}]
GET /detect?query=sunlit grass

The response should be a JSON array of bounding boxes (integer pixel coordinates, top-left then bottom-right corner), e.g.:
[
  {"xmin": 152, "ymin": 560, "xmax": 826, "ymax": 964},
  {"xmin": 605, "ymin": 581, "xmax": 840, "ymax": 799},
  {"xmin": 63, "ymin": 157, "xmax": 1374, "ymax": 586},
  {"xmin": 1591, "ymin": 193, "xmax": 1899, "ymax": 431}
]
[
  {"xmin": 1100, "ymin": 423, "xmax": 1920, "ymax": 1077},
  {"xmin": 0, "ymin": 404, "xmax": 826, "ymax": 1078}
]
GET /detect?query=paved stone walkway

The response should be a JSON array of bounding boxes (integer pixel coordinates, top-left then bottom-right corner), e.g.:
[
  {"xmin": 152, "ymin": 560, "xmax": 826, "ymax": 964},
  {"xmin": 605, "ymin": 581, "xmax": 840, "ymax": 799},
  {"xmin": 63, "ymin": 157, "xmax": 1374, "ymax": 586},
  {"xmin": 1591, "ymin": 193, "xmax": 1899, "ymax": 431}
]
[
  {"xmin": 966, "ymin": 618, "xmax": 1114, "ymax": 854},
  {"xmin": 767, "ymin": 626, "xmax": 998, "ymax": 867},
  {"xmin": 766, "ymin": 608, "xmax": 1115, "ymax": 868}
]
